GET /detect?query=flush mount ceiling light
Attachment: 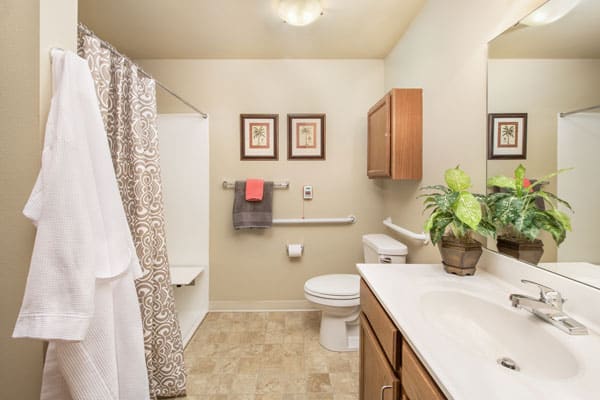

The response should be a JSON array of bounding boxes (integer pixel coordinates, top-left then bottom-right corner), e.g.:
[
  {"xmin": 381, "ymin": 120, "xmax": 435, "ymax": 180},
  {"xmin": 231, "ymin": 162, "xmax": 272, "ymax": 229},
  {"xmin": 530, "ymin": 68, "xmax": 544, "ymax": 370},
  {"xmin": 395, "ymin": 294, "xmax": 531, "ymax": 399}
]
[
  {"xmin": 278, "ymin": 0, "xmax": 323, "ymax": 26},
  {"xmin": 520, "ymin": 0, "xmax": 580, "ymax": 26}
]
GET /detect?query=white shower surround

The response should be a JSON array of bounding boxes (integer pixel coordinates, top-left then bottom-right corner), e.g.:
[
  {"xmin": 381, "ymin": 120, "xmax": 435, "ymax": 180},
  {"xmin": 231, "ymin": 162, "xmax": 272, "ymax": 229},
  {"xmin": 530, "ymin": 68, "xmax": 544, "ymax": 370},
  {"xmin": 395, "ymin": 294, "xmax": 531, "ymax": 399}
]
[
  {"xmin": 158, "ymin": 114, "xmax": 210, "ymax": 346},
  {"xmin": 557, "ymin": 112, "xmax": 600, "ymax": 264}
]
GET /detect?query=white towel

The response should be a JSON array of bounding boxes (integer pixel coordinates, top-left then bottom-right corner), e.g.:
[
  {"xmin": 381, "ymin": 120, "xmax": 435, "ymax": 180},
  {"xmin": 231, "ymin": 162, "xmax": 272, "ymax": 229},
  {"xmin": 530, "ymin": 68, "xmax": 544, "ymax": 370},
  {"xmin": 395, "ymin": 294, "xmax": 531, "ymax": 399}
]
[{"xmin": 13, "ymin": 50, "xmax": 149, "ymax": 400}]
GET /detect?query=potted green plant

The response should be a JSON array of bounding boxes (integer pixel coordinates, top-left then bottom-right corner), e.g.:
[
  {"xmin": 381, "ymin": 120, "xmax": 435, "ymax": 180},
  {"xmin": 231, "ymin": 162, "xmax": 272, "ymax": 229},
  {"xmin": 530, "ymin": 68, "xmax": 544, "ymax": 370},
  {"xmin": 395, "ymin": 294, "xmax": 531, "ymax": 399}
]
[
  {"xmin": 486, "ymin": 164, "xmax": 572, "ymax": 264},
  {"xmin": 421, "ymin": 166, "xmax": 495, "ymax": 276}
]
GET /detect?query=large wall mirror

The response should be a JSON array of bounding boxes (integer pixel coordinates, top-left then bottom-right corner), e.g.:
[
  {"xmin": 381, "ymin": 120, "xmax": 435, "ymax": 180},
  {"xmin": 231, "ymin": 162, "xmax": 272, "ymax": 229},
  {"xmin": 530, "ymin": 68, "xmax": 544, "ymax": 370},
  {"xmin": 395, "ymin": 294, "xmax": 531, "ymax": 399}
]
[{"xmin": 487, "ymin": 0, "xmax": 600, "ymax": 289}]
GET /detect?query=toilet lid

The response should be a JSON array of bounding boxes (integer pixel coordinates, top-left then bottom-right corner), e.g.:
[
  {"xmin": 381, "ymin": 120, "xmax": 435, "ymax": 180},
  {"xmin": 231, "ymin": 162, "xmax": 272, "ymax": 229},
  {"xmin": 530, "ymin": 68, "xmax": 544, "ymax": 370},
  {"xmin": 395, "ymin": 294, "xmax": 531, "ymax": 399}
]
[{"xmin": 304, "ymin": 274, "xmax": 360, "ymax": 299}]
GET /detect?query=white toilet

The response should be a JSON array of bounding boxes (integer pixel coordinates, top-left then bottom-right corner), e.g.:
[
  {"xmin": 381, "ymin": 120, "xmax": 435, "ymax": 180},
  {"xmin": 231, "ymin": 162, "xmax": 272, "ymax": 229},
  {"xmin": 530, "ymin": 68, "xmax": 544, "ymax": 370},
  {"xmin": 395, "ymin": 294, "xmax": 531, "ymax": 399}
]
[{"xmin": 304, "ymin": 234, "xmax": 407, "ymax": 351}]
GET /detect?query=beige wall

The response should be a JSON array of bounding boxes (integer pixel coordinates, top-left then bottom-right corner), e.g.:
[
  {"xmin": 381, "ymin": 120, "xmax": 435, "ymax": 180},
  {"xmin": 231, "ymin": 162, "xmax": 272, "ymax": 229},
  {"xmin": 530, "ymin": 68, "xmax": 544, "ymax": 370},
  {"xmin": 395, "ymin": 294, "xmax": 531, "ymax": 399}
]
[
  {"xmin": 0, "ymin": 2, "xmax": 43, "ymax": 397},
  {"xmin": 0, "ymin": 0, "xmax": 76, "ymax": 397},
  {"xmin": 381, "ymin": 0, "xmax": 545, "ymax": 263},
  {"xmin": 138, "ymin": 59, "xmax": 385, "ymax": 304},
  {"xmin": 487, "ymin": 58, "xmax": 600, "ymax": 261},
  {"xmin": 39, "ymin": 0, "xmax": 78, "ymax": 133}
]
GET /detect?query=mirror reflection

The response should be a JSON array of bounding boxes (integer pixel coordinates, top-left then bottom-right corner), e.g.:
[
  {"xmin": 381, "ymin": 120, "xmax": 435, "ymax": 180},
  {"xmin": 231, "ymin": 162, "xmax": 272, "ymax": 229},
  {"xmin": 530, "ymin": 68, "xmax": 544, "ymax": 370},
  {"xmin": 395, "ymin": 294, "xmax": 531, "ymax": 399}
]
[{"xmin": 487, "ymin": 0, "xmax": 600, "ymax": 289}]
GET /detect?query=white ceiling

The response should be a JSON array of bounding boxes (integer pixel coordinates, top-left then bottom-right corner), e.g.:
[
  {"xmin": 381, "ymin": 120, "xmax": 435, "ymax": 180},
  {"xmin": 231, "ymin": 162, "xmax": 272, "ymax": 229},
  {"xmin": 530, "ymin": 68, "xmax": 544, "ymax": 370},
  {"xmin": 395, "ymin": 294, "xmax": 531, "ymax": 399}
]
[
  {"xmin": 489, "ymin": 0, "xmax": 600, "ymax": 59},
  {"xmin": 78, "ymin": 0, "xmax": 425, "ymax": 59}
]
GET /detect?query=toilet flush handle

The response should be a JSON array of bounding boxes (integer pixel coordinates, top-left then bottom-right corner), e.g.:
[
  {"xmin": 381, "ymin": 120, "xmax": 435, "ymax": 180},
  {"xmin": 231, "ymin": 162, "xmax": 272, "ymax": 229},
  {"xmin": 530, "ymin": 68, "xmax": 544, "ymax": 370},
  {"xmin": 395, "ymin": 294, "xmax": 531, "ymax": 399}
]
[{"xmin": 379, "ymin": 256, "xmax": 392, "ymax": 264}]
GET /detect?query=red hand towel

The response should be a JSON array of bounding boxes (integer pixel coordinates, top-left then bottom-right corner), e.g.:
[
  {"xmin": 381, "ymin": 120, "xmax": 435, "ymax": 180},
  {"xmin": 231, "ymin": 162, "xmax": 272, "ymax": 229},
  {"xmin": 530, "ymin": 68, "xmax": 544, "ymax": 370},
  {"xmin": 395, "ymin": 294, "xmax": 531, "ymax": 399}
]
[{"xmin": 245, "ymin": 179, "xmax": 264, "ymax": 202}]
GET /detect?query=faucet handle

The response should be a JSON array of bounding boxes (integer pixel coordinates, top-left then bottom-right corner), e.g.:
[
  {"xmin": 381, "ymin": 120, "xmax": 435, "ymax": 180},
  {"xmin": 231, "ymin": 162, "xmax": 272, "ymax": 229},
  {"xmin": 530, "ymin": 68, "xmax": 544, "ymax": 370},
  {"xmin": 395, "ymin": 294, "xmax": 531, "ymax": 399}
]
[{"xmin": 521, "ymin": 279, "xmax": 565, "ymax": 309}]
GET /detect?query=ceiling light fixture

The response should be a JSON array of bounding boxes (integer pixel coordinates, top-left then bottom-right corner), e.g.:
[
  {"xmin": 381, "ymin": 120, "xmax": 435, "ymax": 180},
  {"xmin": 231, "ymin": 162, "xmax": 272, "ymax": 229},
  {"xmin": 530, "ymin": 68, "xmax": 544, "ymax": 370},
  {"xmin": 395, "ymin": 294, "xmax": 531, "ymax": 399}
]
[
  {"xmin": 278, "ymin": 0, "xmax": 323, "ymax": 26},
  {"xmin": 520, "ymin": 0, "xmax": 580, "ymax": 26}
]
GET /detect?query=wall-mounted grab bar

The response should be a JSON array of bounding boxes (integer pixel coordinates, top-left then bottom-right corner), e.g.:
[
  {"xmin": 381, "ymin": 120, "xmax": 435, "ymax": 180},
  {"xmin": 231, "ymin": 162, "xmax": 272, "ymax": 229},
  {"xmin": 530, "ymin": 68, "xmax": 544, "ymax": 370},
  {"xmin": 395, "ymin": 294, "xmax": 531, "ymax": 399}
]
[
  {"xmin": 222, "ymin": 179, "xmax": 353, "ymax": 225},
  {"xmin": 383, "ymin": 217, "xmax": 429, "ymax": 245},
  {"xmin": 222, "ymin": 180, "xmax": 289, "ymax": 189},
  {"xmin": 273, "ymin": 215, "xmax": 356, "ymax": 225}
]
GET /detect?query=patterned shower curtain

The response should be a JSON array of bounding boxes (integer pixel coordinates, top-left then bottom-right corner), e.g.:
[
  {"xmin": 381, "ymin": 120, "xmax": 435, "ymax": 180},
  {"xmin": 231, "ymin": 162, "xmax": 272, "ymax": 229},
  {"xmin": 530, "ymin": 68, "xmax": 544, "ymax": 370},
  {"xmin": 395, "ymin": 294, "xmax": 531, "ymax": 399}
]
[{"xmin": 78, "ymin": 25, "xmax": 186, "ymax": 399}]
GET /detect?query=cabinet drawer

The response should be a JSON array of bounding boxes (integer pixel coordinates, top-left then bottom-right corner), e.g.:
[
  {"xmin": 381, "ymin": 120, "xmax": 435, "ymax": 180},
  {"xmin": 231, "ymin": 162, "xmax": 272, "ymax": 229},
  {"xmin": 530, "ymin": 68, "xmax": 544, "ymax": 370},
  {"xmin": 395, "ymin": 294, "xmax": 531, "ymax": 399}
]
[
  {"xmin": 360, "ymin": 279, "xmax": 402, "ymax": 371},
  {"xmin": 402, "ymin": 342, "xmax": 446, "ymax": 400}
]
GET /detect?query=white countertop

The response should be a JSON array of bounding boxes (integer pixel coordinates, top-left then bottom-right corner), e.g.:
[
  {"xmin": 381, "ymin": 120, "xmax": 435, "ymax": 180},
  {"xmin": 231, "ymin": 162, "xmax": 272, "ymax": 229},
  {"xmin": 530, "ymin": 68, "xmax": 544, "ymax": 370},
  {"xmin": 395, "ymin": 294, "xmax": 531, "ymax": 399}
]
[{"xmin": 357, "ymin": 263, "xmax": 600, "ymax": 400}]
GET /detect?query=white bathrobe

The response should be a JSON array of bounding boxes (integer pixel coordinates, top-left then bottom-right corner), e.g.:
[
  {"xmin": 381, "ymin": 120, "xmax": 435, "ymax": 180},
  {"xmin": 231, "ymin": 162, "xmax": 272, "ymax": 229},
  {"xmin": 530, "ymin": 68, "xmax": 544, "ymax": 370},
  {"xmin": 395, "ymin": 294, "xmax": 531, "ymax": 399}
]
[{"xmin": 13, "ymin": 50, "xmax": 150, "ymax": 400}]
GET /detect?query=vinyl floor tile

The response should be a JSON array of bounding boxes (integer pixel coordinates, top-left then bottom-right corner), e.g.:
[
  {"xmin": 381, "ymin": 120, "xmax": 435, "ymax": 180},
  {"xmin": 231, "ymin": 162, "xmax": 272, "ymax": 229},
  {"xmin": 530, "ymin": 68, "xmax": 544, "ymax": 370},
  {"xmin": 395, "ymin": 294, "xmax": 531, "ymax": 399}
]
[{"xmin": 180, "ymin": 311, "xmax": 358, "ymax": 400}]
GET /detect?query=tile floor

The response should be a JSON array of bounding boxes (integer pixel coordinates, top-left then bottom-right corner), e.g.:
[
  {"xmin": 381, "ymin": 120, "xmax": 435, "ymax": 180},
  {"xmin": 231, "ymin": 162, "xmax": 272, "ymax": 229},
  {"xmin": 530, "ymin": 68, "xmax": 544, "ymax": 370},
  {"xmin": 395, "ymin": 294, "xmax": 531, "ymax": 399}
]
[{"xmin": 180, "ymin": 311, "xmax": 359, "ymax": 400}]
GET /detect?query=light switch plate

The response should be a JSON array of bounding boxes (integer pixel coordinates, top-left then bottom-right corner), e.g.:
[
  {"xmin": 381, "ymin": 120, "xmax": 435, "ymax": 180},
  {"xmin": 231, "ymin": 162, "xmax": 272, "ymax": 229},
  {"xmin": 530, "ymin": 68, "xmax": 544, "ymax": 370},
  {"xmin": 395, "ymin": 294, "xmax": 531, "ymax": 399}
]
[{"xmin": 303, "ymin": 185, "xmax": 313, "ymax": 200}]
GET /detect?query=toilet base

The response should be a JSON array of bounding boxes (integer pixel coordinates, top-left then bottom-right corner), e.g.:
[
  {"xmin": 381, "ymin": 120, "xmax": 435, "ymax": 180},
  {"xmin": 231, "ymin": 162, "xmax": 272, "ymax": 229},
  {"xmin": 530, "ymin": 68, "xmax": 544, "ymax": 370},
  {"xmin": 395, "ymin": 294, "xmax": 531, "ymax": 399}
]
[{"xmin": 318, "ymin": 306, "xmax": 360, "ymax": 352}]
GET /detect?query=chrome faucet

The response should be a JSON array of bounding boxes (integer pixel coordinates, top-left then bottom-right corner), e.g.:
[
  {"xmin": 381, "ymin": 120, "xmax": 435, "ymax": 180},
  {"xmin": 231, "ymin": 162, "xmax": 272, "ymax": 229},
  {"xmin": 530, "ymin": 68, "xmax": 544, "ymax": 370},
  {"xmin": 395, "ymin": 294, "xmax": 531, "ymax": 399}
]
[{"xmin": 509, "ymin": 279, "xmax": 588, "ymax": 335}]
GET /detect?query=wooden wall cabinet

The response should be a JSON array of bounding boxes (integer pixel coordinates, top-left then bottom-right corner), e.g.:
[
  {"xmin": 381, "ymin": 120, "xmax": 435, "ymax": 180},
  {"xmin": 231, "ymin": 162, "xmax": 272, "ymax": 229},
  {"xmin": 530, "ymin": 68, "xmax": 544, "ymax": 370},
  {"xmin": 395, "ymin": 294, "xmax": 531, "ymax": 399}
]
[
  {"xmin": 360, "ymin": 279, "xmax": 446, "ymax": 400},
  {"xmin": 367, "ymin": 88, "xmax": 422, "ymax": 180}
]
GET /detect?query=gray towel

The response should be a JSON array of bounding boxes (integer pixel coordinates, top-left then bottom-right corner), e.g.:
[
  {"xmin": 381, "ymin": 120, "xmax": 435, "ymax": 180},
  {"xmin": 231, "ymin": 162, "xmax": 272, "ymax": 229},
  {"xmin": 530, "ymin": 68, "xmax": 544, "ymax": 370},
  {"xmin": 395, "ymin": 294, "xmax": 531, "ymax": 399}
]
[{"xmin": 233, "ymin": 181, "xmax": 273, "ymax": 229}]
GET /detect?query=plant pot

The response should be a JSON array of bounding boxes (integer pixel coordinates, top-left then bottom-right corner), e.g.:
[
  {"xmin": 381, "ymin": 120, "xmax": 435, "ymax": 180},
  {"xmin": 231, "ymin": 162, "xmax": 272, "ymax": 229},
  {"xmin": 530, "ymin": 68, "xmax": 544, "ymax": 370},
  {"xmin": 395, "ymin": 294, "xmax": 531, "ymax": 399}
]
[
  {"xmin": 496, "ymin": 236, "xmax": 544, "ymax": 265},
  {"xmin": 438, "ymin": 236, "xmax": 482, "ymax": 276}
]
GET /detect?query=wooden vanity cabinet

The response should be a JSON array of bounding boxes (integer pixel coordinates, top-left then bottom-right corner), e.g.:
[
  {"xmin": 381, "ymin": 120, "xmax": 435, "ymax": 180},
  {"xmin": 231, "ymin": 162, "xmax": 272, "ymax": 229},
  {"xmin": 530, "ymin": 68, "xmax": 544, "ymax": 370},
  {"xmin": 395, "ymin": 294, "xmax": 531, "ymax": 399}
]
[
  {"xmin": 367, "ymin": 88, "xmax": 422, "ymax": 180},
  {"xmin": 360, "ymin": 279, "xmax": 446, "ymax": 400}
]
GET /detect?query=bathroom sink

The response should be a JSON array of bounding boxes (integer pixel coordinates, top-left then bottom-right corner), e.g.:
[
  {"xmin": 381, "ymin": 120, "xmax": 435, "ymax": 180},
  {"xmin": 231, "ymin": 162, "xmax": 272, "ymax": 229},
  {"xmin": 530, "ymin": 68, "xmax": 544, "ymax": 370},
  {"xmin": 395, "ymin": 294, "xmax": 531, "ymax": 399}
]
[
  {"xmin": 358, "ymin": 263, "xmax": 600, "ymax": 399},
  {"xmin": 420, "ymin": 290, "xmax": 579, "ymax": 380}
]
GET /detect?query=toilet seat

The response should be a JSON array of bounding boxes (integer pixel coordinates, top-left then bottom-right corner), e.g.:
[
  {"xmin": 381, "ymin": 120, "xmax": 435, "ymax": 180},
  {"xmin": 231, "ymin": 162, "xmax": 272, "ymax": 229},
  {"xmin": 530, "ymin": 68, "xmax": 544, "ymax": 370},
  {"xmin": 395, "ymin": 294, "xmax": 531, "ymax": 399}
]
[{"xmin": 304, "ymin": 274, "xmax": 360, "ymax": 300}]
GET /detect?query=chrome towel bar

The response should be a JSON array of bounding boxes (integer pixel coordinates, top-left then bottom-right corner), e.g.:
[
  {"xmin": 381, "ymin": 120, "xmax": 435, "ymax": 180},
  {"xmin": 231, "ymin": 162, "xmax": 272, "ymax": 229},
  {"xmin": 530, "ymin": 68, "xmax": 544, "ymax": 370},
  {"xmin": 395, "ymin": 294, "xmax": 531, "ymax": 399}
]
[{"xmin": 222, "ymin": 180, "xmax": 289, "ymax": 189}]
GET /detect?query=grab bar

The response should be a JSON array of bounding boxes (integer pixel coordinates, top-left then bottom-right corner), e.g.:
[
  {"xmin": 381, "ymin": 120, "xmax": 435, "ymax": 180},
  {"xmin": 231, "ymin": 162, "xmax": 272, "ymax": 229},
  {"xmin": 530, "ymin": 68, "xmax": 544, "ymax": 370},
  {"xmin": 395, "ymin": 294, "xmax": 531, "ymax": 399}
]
[
  {"xmin": 383, "ymin": 217, "xmax": 429, "ymax": 245},
  {"xmin": 222, "ymin": 180, "xmax": 289, "ymax": 189},
  {"xmin": 273, "ymin": 215, "xmax": 356, "ymax": 225}
]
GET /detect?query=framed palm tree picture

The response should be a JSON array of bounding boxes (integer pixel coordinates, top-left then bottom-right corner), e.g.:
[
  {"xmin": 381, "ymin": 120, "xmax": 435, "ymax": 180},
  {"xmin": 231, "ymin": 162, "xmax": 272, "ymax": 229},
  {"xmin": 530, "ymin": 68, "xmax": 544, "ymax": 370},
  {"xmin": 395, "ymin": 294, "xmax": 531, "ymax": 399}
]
[
  {"xmin": 240, "ymin": 114, "xmax": 278, "ymax": 160},
  {"xmin": 487, "ymin": 113, "xmax": 527, "ymax": 159},
  {"xmin": 287, "ymin": 114, "xmax": 326, "ymax": 160}
]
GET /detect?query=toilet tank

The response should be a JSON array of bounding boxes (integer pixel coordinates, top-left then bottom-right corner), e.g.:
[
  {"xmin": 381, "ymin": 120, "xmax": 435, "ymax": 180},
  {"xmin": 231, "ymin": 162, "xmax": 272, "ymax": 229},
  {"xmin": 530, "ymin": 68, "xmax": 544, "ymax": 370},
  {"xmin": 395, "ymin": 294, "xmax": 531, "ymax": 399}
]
[{"xmin": 362, "ymin": 234, "xmax": 408, "ymax": 264}]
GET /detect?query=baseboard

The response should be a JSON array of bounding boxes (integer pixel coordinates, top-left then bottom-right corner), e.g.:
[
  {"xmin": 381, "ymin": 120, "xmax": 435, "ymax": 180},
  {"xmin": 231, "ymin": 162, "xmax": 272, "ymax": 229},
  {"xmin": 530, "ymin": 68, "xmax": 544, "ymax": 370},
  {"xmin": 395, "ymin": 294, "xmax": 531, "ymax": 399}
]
[{"xmin": 209, "ymin": 299, "xmax": 318, "ymax": 312}]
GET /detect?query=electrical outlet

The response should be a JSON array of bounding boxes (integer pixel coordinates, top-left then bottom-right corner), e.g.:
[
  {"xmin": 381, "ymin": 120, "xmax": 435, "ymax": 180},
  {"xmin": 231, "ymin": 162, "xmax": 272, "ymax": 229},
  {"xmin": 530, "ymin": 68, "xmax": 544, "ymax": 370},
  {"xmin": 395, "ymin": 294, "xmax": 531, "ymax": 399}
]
[{"xmin": 303, "ymin": 185, "xmax": 313, "ymax": 200}]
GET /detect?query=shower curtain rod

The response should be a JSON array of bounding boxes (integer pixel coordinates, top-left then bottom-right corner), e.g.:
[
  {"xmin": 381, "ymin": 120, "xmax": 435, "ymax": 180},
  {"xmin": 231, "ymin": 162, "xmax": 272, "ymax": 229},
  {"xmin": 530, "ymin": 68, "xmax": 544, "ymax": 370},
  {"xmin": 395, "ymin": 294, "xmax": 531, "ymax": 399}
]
[
  {"xmin": 77, "ymin": 24, "xmax": 208, "ymax": 119},
  {"xmin": 560, "ymin": 104, "xmax": 600, "ymax": 118}
]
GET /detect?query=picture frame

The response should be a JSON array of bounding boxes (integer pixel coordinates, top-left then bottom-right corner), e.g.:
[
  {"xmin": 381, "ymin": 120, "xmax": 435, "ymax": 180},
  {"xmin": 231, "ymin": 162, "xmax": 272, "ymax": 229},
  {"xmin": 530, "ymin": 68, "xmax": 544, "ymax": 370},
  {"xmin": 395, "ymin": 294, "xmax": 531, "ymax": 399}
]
[
  {"xmin": 487, "ymin": 113, "xmax": 528, "ymax": 160},
  {"xmin": 240, "ymin": 114, "xmax": 278, "ymax": 160},
  {"xmin": 287, "ymin": 114, "xmax": 326, "ymax": 160}
]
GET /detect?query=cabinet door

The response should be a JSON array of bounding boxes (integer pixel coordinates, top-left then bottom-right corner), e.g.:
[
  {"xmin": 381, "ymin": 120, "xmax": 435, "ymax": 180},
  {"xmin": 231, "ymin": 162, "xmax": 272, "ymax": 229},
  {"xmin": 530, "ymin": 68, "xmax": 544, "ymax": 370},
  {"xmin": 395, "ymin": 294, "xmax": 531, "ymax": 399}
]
[
  {"xmin": 389, "ymin": 88, "xmax": 422, "ymax": 180},
  {"xmin": 360, "ymin": 314, "xmax": 400, "ymax": 400},
  {"xmin": 367, "ymin": 94, "xmax": 391, "ymax": 177},
  {"xmin": 402, "ymin": 342, "xmax": 445, "ymax": 400}
]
